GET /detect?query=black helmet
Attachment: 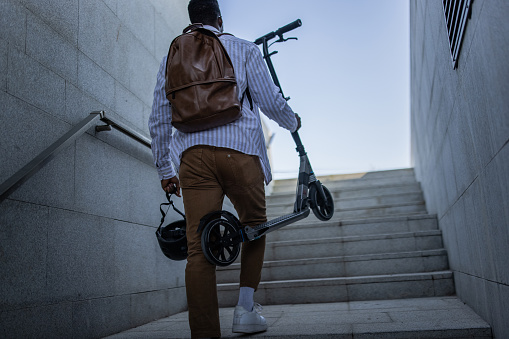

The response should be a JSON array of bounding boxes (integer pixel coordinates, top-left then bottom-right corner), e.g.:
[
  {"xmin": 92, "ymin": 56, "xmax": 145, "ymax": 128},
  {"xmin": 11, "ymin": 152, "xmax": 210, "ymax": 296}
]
[
  {"xmin": 156, "ymin": 219, "xmax": 187, "ymax": 261},
  {"xmin": 156, "ymin": 193, "xmax": 187, "ymax": 261}
]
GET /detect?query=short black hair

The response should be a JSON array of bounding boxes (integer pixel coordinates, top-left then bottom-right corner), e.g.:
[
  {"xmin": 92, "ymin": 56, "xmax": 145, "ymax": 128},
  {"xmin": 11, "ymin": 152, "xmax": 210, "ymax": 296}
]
[{"xmin": 188, "ymin": 0, "xmax": 221, "ymax": 25}]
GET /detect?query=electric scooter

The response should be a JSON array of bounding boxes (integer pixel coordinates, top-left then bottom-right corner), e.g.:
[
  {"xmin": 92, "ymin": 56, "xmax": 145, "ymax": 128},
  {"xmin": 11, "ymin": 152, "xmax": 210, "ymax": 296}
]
[{"xmin": 199, "ymin": 20, "xmax": 335, "ymax": 267}]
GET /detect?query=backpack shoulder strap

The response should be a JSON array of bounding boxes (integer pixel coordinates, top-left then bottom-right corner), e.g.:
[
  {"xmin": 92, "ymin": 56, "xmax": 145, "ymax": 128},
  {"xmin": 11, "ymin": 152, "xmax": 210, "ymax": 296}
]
[
  {"xmin": 241, "ymin": 87, "xmax": 253, "ymax": 111},
  {"xmin": 183, "ymin": 23, "xmax": 204, "ymax": 34},
  {"xmin": 218, "ymin": 31, "xmax": 252, "ymax": 110}
]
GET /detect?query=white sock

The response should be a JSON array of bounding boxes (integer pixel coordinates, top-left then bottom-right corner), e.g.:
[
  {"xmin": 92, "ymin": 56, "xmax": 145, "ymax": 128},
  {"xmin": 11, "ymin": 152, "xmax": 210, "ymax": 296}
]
[{"xmin": 237, "ymin": 287, "xmax": 254, "ymax": 311}]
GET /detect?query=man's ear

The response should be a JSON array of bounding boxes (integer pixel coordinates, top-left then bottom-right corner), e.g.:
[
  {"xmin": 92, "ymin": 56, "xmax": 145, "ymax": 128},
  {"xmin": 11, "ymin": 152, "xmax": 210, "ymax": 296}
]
[{"xmin": 218, "ymin": 16, "xmax": 223, "ymax": 29}]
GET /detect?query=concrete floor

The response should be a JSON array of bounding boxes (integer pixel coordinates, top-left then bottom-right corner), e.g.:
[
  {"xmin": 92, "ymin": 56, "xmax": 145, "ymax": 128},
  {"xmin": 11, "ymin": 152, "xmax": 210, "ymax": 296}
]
[{"xmin": 104, "ymin": 296, "xmax": 492, "ymax": 339}]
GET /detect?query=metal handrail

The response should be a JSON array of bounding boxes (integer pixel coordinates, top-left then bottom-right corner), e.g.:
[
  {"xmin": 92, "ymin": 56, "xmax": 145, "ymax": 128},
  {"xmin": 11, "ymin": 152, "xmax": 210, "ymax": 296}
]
[
  {"xmin": 0, "ymin": 111, "xmax": 151, "ymax": 203},
  {"xmin": 96, "ymin": 111, "xmax": 151, "ymax": 148}
]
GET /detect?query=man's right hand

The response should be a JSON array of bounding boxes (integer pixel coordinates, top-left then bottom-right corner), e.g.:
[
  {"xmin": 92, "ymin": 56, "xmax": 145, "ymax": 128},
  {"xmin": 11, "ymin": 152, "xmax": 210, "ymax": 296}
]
[
  {"xmin": 295, "ymin": 113, "xmax": 302, "ymax": 131},
  {"xmin": 161, "ymin": 176, "xmax": 181, "ymax": 197}
]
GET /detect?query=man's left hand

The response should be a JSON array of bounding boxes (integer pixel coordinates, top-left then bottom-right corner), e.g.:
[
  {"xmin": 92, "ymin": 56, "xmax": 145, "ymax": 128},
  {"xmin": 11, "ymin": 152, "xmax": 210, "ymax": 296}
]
[{"xmin": 161, "ymin": 176, "xmax": 181, "ymax": 197}]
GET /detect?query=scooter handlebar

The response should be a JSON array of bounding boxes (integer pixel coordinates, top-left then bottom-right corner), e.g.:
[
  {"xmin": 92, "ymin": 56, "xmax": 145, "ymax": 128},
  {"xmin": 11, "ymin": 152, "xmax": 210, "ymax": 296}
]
[
  {"xmin": 254, "ymin": 32, "xmax": 276, "ymax": 45},
  {"xmin": 276, "ymin": 19, "xmax": 302, "ymax": 36},
  {"xmin": 254, "ymin": 19, "xmax": 302, "ymax": 45}
]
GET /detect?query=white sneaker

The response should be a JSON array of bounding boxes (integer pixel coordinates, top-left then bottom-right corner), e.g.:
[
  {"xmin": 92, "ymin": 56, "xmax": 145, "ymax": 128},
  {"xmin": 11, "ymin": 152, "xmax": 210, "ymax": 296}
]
[{"xmin": 232, "ymin": 303, "xmax": 268, "ymax": 334}]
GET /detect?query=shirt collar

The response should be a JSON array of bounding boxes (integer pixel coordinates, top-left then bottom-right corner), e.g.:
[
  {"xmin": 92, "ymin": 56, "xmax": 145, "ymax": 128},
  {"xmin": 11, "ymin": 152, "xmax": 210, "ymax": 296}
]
[{"xmin": 202, "ymin": 24, "xmax": 221, "ymax": 34}]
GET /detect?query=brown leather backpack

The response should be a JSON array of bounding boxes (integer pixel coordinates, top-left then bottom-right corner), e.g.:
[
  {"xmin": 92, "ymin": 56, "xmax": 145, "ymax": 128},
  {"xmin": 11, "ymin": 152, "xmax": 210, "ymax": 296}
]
[{"xmin": 165, "ymin": 25, "xmax": 248, "ymax": 133}]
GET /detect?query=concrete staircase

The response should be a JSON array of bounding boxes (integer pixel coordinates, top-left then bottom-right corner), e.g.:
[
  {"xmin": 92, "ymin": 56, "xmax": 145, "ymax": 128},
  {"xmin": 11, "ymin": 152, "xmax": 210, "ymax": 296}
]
[
  {"xmin": 216, "ymin": 168, "xmax": 455, "ymax": 306},
  {"xmin": 105, "ymin": 168, "xmax": 493, "ymax": 338}
]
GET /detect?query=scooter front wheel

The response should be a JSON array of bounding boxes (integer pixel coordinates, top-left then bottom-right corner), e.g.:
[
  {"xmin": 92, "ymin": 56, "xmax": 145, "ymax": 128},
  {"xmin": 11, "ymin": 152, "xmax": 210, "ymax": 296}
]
[
  {"xmin": 309, "ymin": 183, "xmax": 334, "ymax": 221},
  {"xmin": 201, "ymin": 217, "xmax": 241, "ymax": 266}
]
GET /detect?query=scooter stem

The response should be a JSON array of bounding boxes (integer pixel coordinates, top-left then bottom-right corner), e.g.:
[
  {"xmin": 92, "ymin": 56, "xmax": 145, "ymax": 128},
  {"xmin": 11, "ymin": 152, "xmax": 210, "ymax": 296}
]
[{"xmin": 292, "ymin": 131, "xmax": 306, "ymax": 156}]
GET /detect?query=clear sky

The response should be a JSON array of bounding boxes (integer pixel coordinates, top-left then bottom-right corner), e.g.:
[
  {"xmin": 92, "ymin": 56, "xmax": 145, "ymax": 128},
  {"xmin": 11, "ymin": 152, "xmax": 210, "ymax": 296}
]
[{"xmin": 220, "ymin": 0, "xmax": 410, "ymax": 179}]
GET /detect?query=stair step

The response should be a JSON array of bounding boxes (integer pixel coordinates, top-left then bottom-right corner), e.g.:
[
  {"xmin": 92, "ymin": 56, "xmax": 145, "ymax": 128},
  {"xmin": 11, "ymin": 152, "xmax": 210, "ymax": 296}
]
[
  {"xmin": 336, "ymin": 182, "xmax": 423, "ymax": 199},
  {"xmin": 272, "ymin": 173, "xmax": 418, "ymax": 194},
  {"xmin": 321, "ymin": 168, "xmax": 417, "ymax": 181},
  {"xmin": 269, "ymin": 192, "xmax": 425, "ymax": 214},
  {"xmin": 267, "ymin": 214, "xmax": 438, "ymax": 241},
  {"xmin": 267, "ymin": 202, "xmax": 428, "ymax": 221},
  {"xmin": 217, "ymin": 271, "xmax": 455, "ymax": 307},
  {"xmin": 264, "ymin": 230, "xmax": 443, "ymax": 261},
  {"xmin": 272, "ymin": 169, "xmax": 416, "ymax": 190},
  {"xmin": 104, "ymin": 296, "xmax": 493, "ymax": 338},
  {"xmin": 268, "ymin": 182, "xmax": 423, "ymax": 205},
  {"xmin": 217, "ymin": 249, "xmax": 449, "ymax": 283}
]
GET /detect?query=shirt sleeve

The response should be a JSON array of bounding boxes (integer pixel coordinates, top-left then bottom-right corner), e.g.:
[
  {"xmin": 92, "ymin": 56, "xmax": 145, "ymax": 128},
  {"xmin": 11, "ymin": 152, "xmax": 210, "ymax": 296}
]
[
  {"xmin": 148, "ymin": 56, "xmax": 176, "ymax": 180},
  {"xmin": 245, "ymin": 45, "xmax": 299, "ymax": 132}
]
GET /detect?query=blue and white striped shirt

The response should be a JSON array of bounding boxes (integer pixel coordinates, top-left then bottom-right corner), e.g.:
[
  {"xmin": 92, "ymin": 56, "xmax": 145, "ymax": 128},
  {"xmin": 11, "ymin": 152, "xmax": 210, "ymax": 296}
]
[{"xmin": 149, "ymin": 25, "xmax": 298, "ymax": 184}]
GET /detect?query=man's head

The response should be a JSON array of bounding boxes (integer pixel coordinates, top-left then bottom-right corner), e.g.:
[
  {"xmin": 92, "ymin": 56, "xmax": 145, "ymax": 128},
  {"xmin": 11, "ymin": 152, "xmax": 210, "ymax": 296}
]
[{"xmin": 188, "ymin": 0, "xmax": 222, "ymax": 30}]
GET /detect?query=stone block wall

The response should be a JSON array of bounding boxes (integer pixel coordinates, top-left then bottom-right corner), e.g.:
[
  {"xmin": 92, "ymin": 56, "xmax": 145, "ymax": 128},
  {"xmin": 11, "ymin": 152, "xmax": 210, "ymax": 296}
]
[
  {"xmin": 0, "ymin": 0, "xmax": 190, "ymax": 337},
  {"xmin": 410, "ymin": 1, "xmax": 509, "ymax": 338}
]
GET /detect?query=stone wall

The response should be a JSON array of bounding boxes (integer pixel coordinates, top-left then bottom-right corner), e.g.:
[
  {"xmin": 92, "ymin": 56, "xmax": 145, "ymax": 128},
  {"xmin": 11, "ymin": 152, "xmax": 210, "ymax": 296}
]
[
  {"xmin": 410, "ymin": 1, "xmax": 509, "ymax": 338},
  {"xmin": 0, "ymin": 0, "xmax": 190, "ymax": 337}
]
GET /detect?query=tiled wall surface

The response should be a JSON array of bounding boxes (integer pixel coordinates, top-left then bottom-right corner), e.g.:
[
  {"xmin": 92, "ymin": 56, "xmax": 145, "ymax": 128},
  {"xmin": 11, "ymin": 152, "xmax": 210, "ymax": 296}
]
[
  {"xmin": 410, "ymin": 1, "xmax": 509, "ymax": 338},
  {"xmin": 0, "ymin": 0, "xmax": 190, "ymax": 337}
]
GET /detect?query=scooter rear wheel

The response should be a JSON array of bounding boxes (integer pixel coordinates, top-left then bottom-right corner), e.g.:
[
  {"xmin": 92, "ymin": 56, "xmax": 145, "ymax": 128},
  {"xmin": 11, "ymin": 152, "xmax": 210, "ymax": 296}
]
[
  {"xmin": 309, "ymin": 183, "xmax": 334, "ymax": 221},
  {"xmin": 201, "ymin": 217, "xmax": 241, "ymax": 266}
]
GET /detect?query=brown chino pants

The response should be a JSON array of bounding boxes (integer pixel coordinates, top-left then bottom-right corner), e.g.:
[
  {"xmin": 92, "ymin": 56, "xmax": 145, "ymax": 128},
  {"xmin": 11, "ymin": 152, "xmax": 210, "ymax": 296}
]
[{"xmin": 179, "ymin": 145, "xmax": 267, "ymax": 338}]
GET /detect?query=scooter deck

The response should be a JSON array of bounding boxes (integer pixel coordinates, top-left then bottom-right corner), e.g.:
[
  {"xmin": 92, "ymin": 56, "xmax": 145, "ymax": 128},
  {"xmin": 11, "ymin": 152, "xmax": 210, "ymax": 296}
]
[{"xmin": 243, "ymin": 208, "xmax": 310, "ymax": 241}]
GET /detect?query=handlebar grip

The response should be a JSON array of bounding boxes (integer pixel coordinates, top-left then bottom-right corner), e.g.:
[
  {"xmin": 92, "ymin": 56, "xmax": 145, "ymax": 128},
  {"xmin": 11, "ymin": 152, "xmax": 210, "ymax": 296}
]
[
  {"xmin": 254, "ymin": 19, "xmax": 302, "ymax": 45},
  {"xmin": 254, "ymin": 32, "xmax": 276, "ymax": 45},
  {"xmin": 275, "ymin": 19, "xmax": 302, "ymax": 36}
]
